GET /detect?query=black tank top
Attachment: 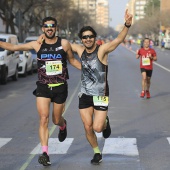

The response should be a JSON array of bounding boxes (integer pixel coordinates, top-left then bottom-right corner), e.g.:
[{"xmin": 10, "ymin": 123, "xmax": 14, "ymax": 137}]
[
  {"xmin": 37, "ymin": 37, "xmax": 69, "ymax": 84},
  {"xmin": 80, "ymin": 46, "xmax": 109, "ymax": 96}
]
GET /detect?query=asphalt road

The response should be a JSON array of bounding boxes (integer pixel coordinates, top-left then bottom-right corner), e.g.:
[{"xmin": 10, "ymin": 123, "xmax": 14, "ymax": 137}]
[{"xmin": 0, "ymin": 44, "xmax": 170, "ymax": 170}]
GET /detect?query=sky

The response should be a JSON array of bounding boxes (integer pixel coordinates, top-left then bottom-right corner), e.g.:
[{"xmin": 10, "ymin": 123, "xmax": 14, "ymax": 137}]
[{"xmin": 109, "ymin": 0, "xmax": 130, "ymax": 28}]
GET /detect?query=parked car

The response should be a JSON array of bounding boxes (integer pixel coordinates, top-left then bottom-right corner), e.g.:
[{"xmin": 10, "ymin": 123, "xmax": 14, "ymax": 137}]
[
  {"xmin": 24, "ymin": 36, "xmax": 39, "ymax": 72},
  {"xmin": 0, "ymin": 34, "xmax": 20, "ymax": 84},
  {"xmin": 18, "ymin": 50, "xmax": 34, "ymax": 77},
  {"xmin": 164, "ymin": 38, "xmax": 170, "ymax": 49}
]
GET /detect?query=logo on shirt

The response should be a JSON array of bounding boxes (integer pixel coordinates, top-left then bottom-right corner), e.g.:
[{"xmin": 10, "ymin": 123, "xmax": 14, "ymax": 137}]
[{"xmin": 40, "ymin": 54, "xmax": 62, "ymax": 59}]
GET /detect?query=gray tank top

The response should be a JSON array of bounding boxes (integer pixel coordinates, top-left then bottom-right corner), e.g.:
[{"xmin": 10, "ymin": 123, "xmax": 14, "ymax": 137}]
[{"xmin": 80, "ymin": 46, "xmax": 109, "ymax": 96}]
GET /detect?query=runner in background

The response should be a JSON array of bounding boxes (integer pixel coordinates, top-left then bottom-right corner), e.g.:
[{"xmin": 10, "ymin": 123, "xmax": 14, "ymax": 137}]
[{"xmin": 136, "ymin": 38, "xmax": 157, "ymax": 98}]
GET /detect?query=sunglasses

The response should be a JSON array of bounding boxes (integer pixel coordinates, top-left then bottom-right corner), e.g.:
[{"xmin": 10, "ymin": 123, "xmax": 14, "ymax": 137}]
[
  {"xmin": 43, "ymin": 24, "xmax": 56, "ymax": 28},
  {"xmin": 82, "ymin": 35, "xmax": 95, "ymax": 39}
]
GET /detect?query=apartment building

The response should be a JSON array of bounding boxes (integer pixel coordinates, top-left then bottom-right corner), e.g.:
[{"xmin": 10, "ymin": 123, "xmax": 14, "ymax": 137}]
[
  {"xmin": 161, "ymin": 0, "xmax": 170, "ymax": 11},
  {"xmin": 71, "ymin": 0, "xmax": 109, "ymax": 28},
  {"xmin": 71, "ymin": 0, "xmax": 97, "ymax": 21},
  {"xmin": 126, "ymin": 0, "xmax": 148, "ymax": 23},
  {"xmin": 126, "ymin": 0, "xmax": 135, "ymax": 24},
  {"xmin": 96, "ymin": 0, "xmax": 109, "ymax": 28},
  {"xmin": 134, "ymin": 0, "xmax": 147, "ymax": 21},
  {"xmin": 160, "ymin": 0, "xmax": 170, "ymax": 37}
]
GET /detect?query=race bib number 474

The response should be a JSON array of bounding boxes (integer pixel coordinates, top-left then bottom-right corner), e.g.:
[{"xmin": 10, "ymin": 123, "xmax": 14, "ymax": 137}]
[
  {"xmin": 45, "ymin": 61, "xmax": 62, "ymax": 75},
  {"xmin": 93, "ymin": 96, "xmax": 109, "ymax": 106}
]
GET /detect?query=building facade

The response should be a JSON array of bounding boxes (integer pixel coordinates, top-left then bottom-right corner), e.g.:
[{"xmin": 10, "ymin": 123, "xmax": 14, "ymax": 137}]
[
  {"xmin": 161, "ymin": 0, "xmax": 170, "ymax": 11},
  {"xmin": 96, "ymin": 0, "xmax": 109, "ymax": 28},
  {"xmin": 71, "ymin": 0, "xmax": 109, "ymax": 28},
  {"xmin": 71, "ymin": 0, "xmax": 97, "ymax": 21}
]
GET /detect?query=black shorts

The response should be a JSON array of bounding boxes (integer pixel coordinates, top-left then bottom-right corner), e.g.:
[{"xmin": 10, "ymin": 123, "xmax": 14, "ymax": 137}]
[
  {"xmin": 140, "ymin": 68, "xmax": 153, "ymax": 77},
  {"xmin": 33, "ymin": 82, "xmax": 68, "ymax": 104},
  {"xmin": 78, "ymin": 93, "xmax": 108, "ymax": 111}
]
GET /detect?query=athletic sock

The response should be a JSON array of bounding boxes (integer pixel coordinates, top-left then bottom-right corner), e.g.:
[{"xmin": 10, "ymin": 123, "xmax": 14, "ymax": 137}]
[
  {"xmin": 93, "ymin": 146, "xmax": 101, "ymax": 154},
  {"xmin": 59, "ymin": 123, "xmax": 66, "ymax": 130},
  {"xmin": 42, "ymin": 146, "xmax": 48, "ymax": 155}
]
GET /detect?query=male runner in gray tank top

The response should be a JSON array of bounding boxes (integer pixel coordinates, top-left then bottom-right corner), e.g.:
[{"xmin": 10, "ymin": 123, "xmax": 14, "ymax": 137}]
[
  {"xmin": 0, "ymin": 17, "xmax": 81, "ymax": 166},
  {"xmin": 70, "ymin": 9, "xmax": 133, "ymax": 164}
]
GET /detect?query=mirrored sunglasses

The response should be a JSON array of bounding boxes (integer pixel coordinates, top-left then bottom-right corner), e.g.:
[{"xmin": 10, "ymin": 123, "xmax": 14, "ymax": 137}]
[{"xmin": 43, "ymin": 24, "xmax": 56, "ymax": 28}]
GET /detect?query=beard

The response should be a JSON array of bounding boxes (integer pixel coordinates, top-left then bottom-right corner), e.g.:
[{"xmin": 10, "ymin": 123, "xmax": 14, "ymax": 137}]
[
  {"xmin": 44, "ymin": 30, "xmax": 56, "ymax": 39},
  {"xmin": 84, "ymin": 41, "xmax": 96, "ymax": 50}
]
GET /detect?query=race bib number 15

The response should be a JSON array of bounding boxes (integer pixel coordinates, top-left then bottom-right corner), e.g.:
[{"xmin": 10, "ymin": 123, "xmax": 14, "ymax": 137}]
[
  {"xmin": 46, "ymin": 61, "xmax": 62, "ymax": 75},
  {"xmin": 93, "ymin": 96, "xmax": 109, "ymax": 106}
]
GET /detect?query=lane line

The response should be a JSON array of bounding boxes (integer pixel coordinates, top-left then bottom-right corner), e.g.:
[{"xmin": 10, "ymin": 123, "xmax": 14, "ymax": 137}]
[
  {"xmin": 19, "ymin": 80, "xmax": 80, "ymax": 170},
  {"xmin": 128, "ymin": 47, "xmax": 170, "ymax": 72}
]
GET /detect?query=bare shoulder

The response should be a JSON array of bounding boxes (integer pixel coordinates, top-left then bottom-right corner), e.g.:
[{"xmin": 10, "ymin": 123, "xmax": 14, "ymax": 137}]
[{"xmin": 61, "ymin": 39, "xmax": 70, "ymax": 46}]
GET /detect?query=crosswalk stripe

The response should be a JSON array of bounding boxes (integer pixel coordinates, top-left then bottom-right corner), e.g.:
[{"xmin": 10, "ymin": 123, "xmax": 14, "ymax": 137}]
[
  {"xmin": 167, "ymin": 137, "xmax": 170, "ymax": 144},
  {"xmin": 30, "ymin": 138, "xmax": 74, "ymax": 154},
  {"xmin": 0, "ymin": 138, "xmax": 12, "ymax": 148},
  {"xmin": 95, "ymin": 132, "xmax": 102, "ymax": 138},
  {"xmin": 102, "ymin": 138, "xmax": 139, "ymax": 156}
]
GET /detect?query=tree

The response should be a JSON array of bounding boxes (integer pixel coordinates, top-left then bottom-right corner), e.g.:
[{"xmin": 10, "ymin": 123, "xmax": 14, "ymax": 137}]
[
  {"xmin": 0, "ymin": 0, "xmax": 16, "ymax": 34},
  {"xmin": 144, "ymin": 0, "xmax": 160, "ymax": 17}
]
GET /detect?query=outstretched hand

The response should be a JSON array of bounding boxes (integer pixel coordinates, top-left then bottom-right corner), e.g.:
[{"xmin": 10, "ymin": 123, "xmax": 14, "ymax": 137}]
[{"xmin": 124, "ymin": 9, "xmax": 133, "ymax": 25}]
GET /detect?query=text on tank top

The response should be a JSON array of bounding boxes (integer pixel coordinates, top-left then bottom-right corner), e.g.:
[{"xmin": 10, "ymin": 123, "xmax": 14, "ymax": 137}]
[{"xmin": 37, "ymin": 37, "xmax": 69, "ymax": 84}]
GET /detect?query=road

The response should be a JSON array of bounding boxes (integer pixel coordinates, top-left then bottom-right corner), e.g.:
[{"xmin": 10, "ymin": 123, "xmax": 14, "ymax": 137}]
[{"xmin": 0, "ymin": 44, "xmax": 170, "ymax": 170}]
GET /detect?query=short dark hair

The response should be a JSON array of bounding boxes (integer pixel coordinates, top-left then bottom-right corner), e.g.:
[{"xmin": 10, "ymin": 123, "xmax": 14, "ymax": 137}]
[
  {"xmin": 42, "ymin": 17, "xmax": 57, "ymax": 26},
  {"xmin": 78, "ymin": 26, "xmax": 97, "ymax": 39},
  {"xmin": 144, "ymin": 38, "xmax": 150, "ymax": 42}
]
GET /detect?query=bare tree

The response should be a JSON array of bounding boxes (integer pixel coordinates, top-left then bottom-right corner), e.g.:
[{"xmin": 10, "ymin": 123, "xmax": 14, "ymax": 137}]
[{"xmin": 0, "ymin": 0, "xmax": 16, "ymax": 34}]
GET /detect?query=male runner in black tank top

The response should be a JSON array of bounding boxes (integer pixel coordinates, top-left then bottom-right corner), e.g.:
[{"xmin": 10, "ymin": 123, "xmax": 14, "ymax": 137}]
[
  {"xmin": 70, "ymin": 10, "xmax": 133, "ymax": 165},
  {"xmin": 0, "ymin": 17, "xmax": 81, "ymax": 166}
]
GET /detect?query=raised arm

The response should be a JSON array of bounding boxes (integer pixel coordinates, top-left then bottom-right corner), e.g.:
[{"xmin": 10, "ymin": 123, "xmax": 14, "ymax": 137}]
[{"xmin": 102, "ymin": 9, "xmax": 133, "ymax": 54}]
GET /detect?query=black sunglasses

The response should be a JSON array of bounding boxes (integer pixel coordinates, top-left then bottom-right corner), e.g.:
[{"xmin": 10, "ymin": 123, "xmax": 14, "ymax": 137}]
[
  {"xmin": 43, "ymin": 24, "xmax": 56, "ymax": 28},
  {"xmin": 82, "ymin": 35, "xmax": 95, "ymax": 39}
]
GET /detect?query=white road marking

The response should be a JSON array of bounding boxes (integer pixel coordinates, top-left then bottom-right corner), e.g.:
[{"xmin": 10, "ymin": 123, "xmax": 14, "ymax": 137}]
[
  {"xmin": 102, "ymin": 138, "xmax": 139, "ymax": 156},
  {"xmin": 30, "ymin": 138, "xmax": 74, "ymax": 154},
  {"xmin": 167, "ymin": 138, "xmax": 170, "ymax": 145},
  {"xmin": 0, "ymin": 138, "xmax": 12, "ymax": 148},
  {"xmin": 95, "ymin": 132, "xmax": 102, "ymax": 138}
]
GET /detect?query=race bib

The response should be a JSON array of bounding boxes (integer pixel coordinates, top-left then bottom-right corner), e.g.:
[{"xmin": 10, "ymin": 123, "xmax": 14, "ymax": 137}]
[
  {"xmin": 142, "ymin": 58, "xmax": 150, "ymax": 66},
  {"xmin": 93, "ymin": 96, "xmax": 109, "ymax": 106},
  {"xmin": 45, "ymin": 61, "xmax": 62, "ymax": 75}
]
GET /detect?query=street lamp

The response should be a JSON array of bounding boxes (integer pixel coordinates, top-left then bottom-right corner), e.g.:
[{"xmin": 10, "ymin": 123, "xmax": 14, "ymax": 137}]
[{"xmin": 46, "ymin": 0, "xmax": 50, "ymax": 17}]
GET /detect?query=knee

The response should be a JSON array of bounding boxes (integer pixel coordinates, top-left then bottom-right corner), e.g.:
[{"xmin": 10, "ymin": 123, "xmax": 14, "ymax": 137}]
[
  {"xmin": 147, "ymin": 78, "xmax": 151, "ymax": 83},
  {"xmin": 40, "ymin": 114, "xmax": 49, "ymax": 126},
  {"xmin": 93, "ymin": 124, "xmax": 103, "ymax": 133},
  {"xmin": 142, "ymin": 77, "xmax": 147, "ymax": 81},
  {"xmin": 84, "ymin": 124, "xmax": 93, "ymax": 134}
]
